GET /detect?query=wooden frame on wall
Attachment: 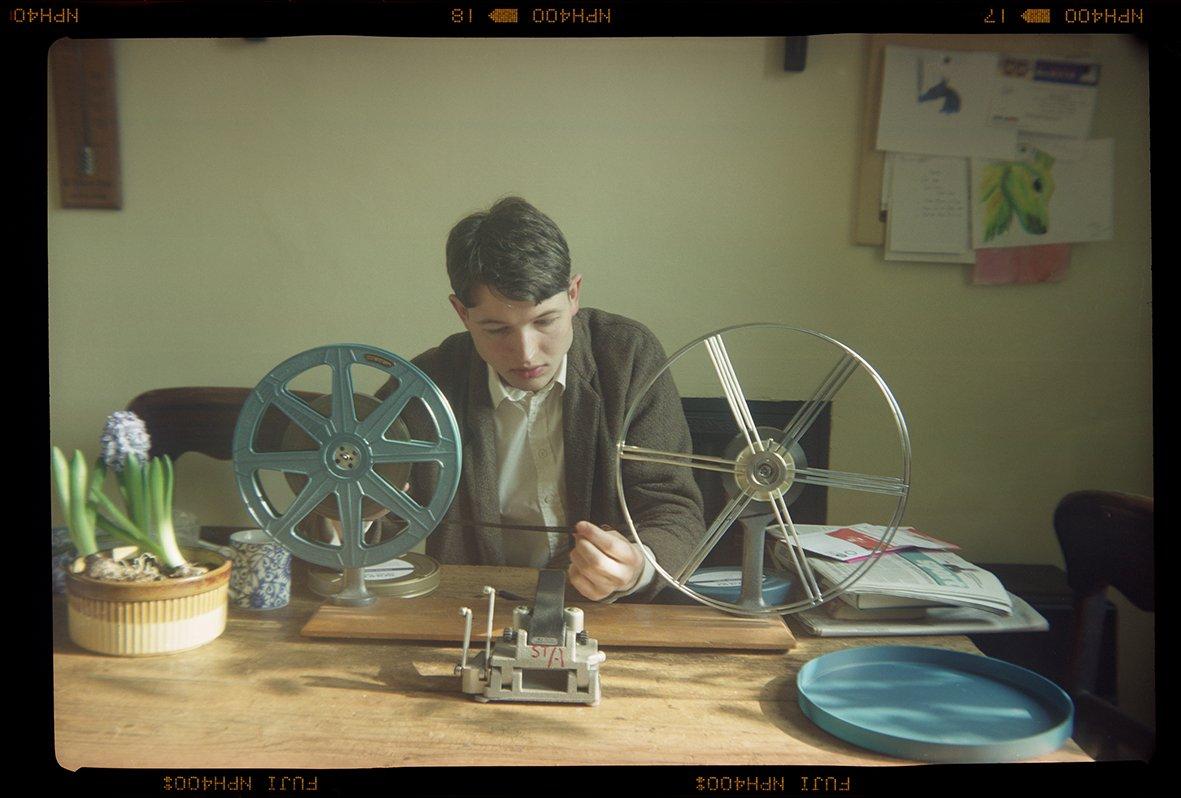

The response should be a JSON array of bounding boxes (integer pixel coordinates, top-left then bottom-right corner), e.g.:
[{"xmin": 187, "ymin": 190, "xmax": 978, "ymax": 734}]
[{"xmin": 50, "ymin": 39, "xmax": 123, "ymax": 210}]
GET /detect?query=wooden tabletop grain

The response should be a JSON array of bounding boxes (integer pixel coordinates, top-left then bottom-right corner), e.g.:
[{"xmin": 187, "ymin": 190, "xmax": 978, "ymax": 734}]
[{"xmin": 52, "ymin": 564, "xmax": 1090, "ymax": 770}]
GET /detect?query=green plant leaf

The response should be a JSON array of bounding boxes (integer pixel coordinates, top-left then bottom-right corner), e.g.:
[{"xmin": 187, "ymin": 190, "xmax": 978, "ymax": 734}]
[
  {"xmin": 163, "ymin": 455, "xmax": 174, "ymax": 512},
  {"xmin": 50, "ymin": 446, "xmax": 72, "ymax": 524},
  {"xmin": 88, "ymin": 459, "xmax": 106, "ymax": 496},
  {"xmin": 122, "ymin": 456, "xmax": 151, "ymax": 536},
  {"xmin": 149, "ymin": 457, "xmax": 186, "ymax": 568},
  {"xmin": 68, "ymin": 450, "xmax": 97, "ymax": 556},
  {"xmin": 89, "ymin": 485, "xmax": 141, "ymax": 538},
  {"xmin": 94, "ymin": 515, "xmax": 157, "ymax": 554}
]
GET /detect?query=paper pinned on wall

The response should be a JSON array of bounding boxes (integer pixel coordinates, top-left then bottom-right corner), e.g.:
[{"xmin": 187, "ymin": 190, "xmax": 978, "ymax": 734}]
[
  {"xmin": 877, "ymin": 45, "xmax": 1018, "ymax": 159},
  {"xmin": 989, "ymin": 54, "xmax": 1100, "ymax": 139},
  {"xmin": 972, "ymin": 138, "xmax": 1113, "ymax": 249},
  {"xmin": 881, "ymin": 153, "xmax": 895, "ymax": 214},
  {"xmin": 1016, "ymin": 130, "xmax": 1086, "ymax": 162},
  {"xmin": 884, "ymin": 154, "xmax": 974, "ymax": 263},
  {"xmin": 884, "ymin": 248, "xmax": 975, "ymax": 264},
  {"xmin": 972, "ymin": 244, "xmax": 1072, "ymax": 285}
]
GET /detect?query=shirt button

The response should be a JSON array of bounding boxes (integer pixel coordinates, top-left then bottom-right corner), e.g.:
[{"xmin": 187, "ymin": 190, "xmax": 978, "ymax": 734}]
[{"xmin": 542, "ymin": 495, "xmax": 553, "ymax": 505}]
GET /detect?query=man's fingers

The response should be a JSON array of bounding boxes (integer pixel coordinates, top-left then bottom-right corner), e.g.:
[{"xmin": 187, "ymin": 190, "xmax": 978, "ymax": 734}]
[
  {"xmin": 573, "ymin": 521, "xmax": 636, "ymax": 563},
  {"xmin": 566, "ymin": 522, "xmax": 645, "ymax": 600},
  {"xmin": 567, "ymin": 567, "xmax": 611, "ymax": 601},
  {"xmin": 570, "ymin": 538, "xmax": 631, "ymax": 586}
]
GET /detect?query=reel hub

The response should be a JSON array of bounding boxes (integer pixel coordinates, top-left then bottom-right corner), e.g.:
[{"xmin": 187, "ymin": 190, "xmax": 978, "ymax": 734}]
[
  {"xmin": 328, "ymin": 437, "xmax": 368, "ymax": 476},
  {"xmin": 734, "ymin": 443, "xmax": 796, "ymax": 503}
]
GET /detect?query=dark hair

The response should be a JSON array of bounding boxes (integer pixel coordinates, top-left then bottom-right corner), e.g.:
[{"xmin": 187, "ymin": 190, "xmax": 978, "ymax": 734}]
[{"xmin": 445, "ymin": 197, "xmax": 571, "ymax": 307}]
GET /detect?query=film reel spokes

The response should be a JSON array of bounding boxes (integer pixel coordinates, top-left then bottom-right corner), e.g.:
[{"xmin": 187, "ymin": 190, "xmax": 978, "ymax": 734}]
[
  {"xmin": 232, "ymin": 344, "xmax": 461, "ymax": 605},
  {"xmin": 617, "ymin": 324, "xmax": 911, "ymax": 616}
]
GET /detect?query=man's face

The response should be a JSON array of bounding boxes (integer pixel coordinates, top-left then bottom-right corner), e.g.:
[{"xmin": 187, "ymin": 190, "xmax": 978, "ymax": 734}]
[{"xmin": 450, "ymin": 276, "xmax": 582, "ymax": 393}]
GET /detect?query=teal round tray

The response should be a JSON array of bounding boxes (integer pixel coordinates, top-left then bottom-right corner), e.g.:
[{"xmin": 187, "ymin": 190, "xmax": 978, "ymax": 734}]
[
  {"xmin": 659, "ymin": 566, "xmax": 792, "ymax": 605},
  {"xmin": 797, "ymin": 645, "xmax": 1074, "ymax": 762}
]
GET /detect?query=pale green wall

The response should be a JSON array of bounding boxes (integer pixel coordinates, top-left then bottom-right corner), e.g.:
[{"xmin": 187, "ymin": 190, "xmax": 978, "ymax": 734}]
[{"xmin": 48, "ymin": 35, "xmax": 1152, "ymax": 724}]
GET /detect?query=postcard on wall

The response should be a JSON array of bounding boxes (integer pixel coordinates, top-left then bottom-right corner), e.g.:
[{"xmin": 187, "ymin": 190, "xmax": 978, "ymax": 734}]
[
  {"xmin": 884, "ymin": 154, "xmax": 974, "ymax": 263},
  {"xmin": 971, "ymin": 138, "xmax": 1113, "ymax": 249},
  {"xmin": 989, "ymin": 55, "xmax": 1100, "ymax": 139},
  {"xmin": 877, "ymin": 45, "xmax": 1018, "ymax": 159}
]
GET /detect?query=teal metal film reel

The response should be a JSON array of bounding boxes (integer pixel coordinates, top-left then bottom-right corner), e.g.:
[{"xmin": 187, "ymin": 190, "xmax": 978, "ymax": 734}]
[{"xmin": 232, "ymin": 344, "xmax": 461, "ymax": 605}]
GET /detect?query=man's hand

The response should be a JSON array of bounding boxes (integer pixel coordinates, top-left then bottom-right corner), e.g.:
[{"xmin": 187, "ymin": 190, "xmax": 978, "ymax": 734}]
[{"xmin": 567, "ymin": 521, "xmax": 644, "ymax": 601}]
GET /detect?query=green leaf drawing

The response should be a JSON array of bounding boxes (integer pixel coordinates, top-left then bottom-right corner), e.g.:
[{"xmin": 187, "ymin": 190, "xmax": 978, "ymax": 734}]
[
  {"xmin": 978, "ymin": 150, "xmax": 1056, "ymax": 242},
  {"xmin": 979, "ymin": 163, "xmax": 1012, "ymax": 242}
]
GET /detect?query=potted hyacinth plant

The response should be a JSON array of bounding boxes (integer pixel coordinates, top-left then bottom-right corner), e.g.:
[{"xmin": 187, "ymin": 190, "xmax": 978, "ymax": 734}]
[{"xmin": 51, "ymin": 411, "xmax": 232, "ymax": 656}]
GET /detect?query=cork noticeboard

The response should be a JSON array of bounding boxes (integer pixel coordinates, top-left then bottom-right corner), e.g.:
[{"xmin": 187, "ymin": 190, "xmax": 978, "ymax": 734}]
[{"xmin": 854, "ymin": 34, "xmax": 1097, "ymax": 247}]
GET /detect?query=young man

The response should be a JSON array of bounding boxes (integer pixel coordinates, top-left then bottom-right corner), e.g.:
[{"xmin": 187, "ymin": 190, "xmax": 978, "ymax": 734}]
[{"xmin": 394, "ymin": 197, "xmax": 705, "ymax": 602}]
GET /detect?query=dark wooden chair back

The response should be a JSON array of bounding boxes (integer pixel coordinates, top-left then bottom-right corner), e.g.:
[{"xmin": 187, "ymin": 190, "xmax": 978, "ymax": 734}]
[
  {"xmin": 126, "ymin": 387, "xmax": 251, "ymax": 461},
  {"xmin": 1054, "ymin": 490, "xmax": 1153, "ymax": 615},
  {"xmin": 125, "ymin": 386, "xmax": 323, "ymax": 462},
  {"xmin": 1053, "ymin": 489, "xmax": 1154, "ymax": 760}
]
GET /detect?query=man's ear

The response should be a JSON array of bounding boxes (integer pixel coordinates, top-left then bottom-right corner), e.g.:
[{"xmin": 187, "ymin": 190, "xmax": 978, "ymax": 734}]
[
  {"xmin": 568, "ymin": 274, "xmax": 583, "ymax": 315},
  {"xmin": 448, "ymin": 294, "xmax": 470, "ymax": 327}
]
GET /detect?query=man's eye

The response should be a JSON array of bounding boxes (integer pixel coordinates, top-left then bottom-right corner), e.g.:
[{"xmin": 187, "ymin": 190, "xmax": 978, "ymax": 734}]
[
  {"xmin": 486, "ymin": 328, "xmax": 508, "ymax": 336},
  {"xmin": 535, "ymin": 319, "xmax": 553, "ymax": 328}
]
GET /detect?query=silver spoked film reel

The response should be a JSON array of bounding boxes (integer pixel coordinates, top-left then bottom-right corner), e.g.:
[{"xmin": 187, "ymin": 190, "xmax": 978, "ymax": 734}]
[
  {"xmin": 616, "ymin": 324, "xmax": 911, "ymax": 616},
  {"xmin": 232, "ymin": 344, "xmax": 461, "ymax": 603}
]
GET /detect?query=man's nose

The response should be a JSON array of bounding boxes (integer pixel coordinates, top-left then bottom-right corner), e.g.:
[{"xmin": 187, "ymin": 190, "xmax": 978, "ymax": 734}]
[{"xmin": 511, "ymin": 329, "xmax": 539, "ymax": 362}]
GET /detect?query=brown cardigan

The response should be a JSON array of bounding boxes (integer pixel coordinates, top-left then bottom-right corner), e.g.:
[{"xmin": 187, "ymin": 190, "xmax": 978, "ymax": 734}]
[{"xmin": 396, "ymin": 307, "xmax": 705, "ymax": 600}]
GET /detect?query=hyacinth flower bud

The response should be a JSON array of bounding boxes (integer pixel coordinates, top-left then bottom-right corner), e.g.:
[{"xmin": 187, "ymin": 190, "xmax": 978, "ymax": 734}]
[{"xmin": 99, "ymin": 410, "xmax": 151, "ymax": 472}]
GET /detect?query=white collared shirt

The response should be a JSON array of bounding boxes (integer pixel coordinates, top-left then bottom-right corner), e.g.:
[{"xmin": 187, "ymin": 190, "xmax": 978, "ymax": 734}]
[
  {"xmin": 488, "ymin": 355, "xmax": 570, "ymax": 567},
  {"xmin": 487, "ymin": 357, "xmax": 655, "ymax": 597}
]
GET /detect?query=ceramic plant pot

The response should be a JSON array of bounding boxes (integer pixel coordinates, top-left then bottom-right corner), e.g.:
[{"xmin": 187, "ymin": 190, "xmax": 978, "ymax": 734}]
[{"xmin": 65, "ymin": 545, "xmax": 232, "ymax": 656}]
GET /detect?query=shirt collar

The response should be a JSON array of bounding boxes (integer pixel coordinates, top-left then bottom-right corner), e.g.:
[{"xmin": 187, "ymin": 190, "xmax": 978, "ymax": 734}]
[{"xmin": 487, "ymin": 355, "xmax": 568, "ymax": 408}]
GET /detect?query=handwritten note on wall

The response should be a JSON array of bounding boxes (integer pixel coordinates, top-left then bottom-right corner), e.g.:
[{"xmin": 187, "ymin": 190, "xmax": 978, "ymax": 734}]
[{"xmin": 887, "ymin": 155, "xmax": 971, "ymax": 256}]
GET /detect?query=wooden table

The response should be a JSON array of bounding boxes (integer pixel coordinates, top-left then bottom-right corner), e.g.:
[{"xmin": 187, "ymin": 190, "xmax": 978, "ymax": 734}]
[{"xmin": 53, "ymin": 564, "xmax": 1090, "ymax": 770}]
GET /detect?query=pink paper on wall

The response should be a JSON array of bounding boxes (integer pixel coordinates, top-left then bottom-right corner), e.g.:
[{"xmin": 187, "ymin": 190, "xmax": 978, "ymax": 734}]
[{"xmin": 972, "ymin": 244, "xmax": 1071, "ymax": 285}]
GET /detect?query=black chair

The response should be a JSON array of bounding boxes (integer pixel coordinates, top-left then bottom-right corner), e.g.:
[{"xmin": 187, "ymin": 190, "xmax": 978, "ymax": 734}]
[{"xmin": 1053, "ymin": 490, "xmax": 1155, "ymax": 761}]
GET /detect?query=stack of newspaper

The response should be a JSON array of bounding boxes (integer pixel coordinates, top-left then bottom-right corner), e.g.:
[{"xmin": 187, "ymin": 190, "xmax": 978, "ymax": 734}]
[{"xmin": 768, "ymin": 524, "xmax": 1047, "ymax": 637}]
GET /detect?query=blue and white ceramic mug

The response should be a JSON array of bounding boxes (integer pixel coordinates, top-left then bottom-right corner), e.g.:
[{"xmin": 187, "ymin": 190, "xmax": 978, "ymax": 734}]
[{"xmin": 228, "ymin": 529, "xmax": 292, "ymax": 610}]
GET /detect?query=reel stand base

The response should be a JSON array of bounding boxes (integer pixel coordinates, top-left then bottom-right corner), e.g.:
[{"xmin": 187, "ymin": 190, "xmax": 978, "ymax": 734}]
[{"xmin": 332, "ymin": 567, "xmax": 377, "ymax": 606}]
